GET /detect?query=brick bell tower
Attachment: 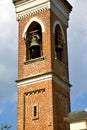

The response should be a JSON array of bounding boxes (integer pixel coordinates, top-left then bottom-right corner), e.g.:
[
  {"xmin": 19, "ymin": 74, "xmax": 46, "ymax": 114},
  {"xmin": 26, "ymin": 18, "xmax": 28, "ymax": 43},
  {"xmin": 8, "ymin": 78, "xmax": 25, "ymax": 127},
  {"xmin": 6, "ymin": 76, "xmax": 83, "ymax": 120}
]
[{"xmin": 13, "ymin": 0, "xmax": 72, "ymax": 130}]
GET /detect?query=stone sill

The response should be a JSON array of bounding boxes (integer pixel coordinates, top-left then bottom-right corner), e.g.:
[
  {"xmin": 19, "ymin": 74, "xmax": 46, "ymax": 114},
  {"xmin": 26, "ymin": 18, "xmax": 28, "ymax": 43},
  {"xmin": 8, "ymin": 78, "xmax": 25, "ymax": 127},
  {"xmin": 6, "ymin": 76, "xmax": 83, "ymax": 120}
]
[
  {"xmin": 32, "ymin": 117, "xmax": 39, "ymax": 120},
  {"xmin": 24, "ymin": 56, "xmax": 44, "ymax": 65}
]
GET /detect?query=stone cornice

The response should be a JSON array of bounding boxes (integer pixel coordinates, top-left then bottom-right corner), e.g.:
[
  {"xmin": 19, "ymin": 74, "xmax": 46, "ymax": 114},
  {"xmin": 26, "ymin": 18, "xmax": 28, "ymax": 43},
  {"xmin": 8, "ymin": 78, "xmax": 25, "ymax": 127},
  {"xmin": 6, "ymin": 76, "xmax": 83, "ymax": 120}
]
[
  {"xmin": 13, "ymin": 0, "xmax": 72, "ymax": 26},
  {"xmin": 13, "ymin": 0, "xmax": 50, "ymax": 20},
  {"xmin": 16, "ymin": 5, "xmax": 49, "ymax": 20},
  {"xmin": 16, "ymin": 72, "xmax": 71, "ymax": 92}
]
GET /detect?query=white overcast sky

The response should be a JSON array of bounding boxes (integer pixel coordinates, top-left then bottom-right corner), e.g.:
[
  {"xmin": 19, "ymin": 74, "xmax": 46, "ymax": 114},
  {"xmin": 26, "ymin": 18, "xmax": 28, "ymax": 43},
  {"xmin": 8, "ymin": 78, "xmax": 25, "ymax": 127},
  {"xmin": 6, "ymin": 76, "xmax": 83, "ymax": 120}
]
[
  {"xmin": 0, "ymin": 0, "xmax": 87, "ymax": 128},
  {"xmin": 68, "ymin": 0, "xmax": 87, "ymax": 110},
  {"xmin": 0, "ymin": 1, "xmax": 18, "ymax": 126},
  {"xmin": 0, "ymin": 0, "xmax": 17, "ymax": 102}
]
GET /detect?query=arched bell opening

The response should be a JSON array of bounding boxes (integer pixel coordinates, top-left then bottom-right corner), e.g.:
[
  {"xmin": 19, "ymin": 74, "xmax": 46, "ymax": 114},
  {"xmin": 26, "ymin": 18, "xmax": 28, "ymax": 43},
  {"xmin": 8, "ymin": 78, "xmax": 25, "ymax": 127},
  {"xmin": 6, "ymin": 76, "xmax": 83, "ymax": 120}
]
[
  {"xmin": 26, "ymin": 21, "xmax": 42, "ymax": 60},
  {"xmin": 55, "ymin": 24, "xmax": 64, "ymax": 61}
]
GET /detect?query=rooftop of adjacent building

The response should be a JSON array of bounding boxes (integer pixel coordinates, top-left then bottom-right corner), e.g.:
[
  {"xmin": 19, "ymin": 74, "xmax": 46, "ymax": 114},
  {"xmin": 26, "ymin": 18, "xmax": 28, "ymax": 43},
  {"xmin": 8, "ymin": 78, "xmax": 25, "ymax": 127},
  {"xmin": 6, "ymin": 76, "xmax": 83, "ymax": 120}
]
[{"xmin": 64, "ymin": 110, "xmax": 87, "ymax": 122}]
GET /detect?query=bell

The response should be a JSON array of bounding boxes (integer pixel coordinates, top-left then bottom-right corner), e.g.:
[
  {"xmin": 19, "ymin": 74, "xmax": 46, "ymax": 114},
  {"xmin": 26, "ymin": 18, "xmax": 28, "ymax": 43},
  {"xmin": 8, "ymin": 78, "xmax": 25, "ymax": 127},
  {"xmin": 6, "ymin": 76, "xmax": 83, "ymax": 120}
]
[
  {"xmin": 56, "ymin": 41, "xmax": 63, "ymax": 51},
  {"xmin": 30, "ymin": 35, "xmax": 40, "ymax": 49}
]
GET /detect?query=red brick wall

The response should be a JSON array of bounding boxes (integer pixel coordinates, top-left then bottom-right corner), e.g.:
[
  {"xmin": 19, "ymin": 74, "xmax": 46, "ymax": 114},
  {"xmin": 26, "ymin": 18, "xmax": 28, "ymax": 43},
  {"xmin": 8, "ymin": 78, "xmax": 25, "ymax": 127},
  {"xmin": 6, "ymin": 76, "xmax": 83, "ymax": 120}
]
[
  {"xmin": 18, "ymin": 9, "xmax": 69, "ymax": 82},
  {"xmin": 50, "ymin": 10, "xmax": 69, "ymax": 82},
  {"xmin": 17, "ymin": 9, "xmax": 70, "ymax": 130},
  {"xmin": 52, "ymin": 80, "xmax": 70, "ymax": 130},
  {"xmin": 18, "ymin": 10, "xmax": 52, "ymax": 80},
  {"xmin": 17, "ymin": 79, "xmax": 54, "ymax": 130},
  {"xmin": 17, "ymin": 79, "xmax": 70, "ymax": 130}
]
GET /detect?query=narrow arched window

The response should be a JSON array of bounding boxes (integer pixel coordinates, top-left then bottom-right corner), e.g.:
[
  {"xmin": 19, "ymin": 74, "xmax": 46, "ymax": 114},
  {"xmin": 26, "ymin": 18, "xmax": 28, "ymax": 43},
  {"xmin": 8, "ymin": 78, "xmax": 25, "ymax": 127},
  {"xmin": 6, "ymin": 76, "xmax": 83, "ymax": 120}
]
[
  {"xmin": 26, "ymin": 21, "xmax": 42, "ymax": 60},
  {"xmin": 55, "ymin": 24, "xmax": 64, "ymax": 61}
]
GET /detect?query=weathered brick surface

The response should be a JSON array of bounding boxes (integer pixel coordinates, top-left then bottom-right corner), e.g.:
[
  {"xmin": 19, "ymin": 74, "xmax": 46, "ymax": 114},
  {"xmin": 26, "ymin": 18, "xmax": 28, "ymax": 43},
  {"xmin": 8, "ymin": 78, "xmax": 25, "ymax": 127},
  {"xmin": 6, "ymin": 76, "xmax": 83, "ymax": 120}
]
[
  {"xmin": 52, "ymin": 80, "xmax": 70, "ymax": 130},
  {"xmin": 17, "ymin": 79, "xmax": 54, "ymax": 130},
  {"xmin": 18, "ymin": 9, "xmax": 69, "ymax": 81},
  {"xmin": 18, "ymin": 10, "xmax": 51, "ymax": 79},
  {"xmin": 17, "ymin": 79, "xmax": 70, "ymax": 130},
  {"xmin": 50, "ymin": 10, "xmax": 69, "ymax": 82},
  {"xmin": 17, "ymin": 9, "xmax": 70, "ymax": 130}
]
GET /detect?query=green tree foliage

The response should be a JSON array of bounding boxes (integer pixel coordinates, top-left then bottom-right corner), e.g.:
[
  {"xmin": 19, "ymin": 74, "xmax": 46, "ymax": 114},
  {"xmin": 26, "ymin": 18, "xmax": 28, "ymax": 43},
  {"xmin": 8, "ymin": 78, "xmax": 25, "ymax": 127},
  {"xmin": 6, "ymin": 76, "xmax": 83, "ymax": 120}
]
[{"xmin": 1, "ymin": 124, "xmax": 12, "ymax": 130}]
